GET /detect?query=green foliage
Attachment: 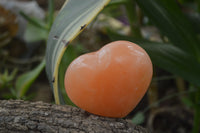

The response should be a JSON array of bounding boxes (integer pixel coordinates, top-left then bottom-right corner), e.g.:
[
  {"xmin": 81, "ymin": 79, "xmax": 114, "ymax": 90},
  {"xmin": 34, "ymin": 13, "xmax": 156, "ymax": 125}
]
[
  {"xmin": 132, "ymin": 112, "xmax": 145, "ymax": 125},
  {"xmin": 58, "ymin": 44, "xmax": 86, "ymax": 105},
  {"xmin": 11, "ymin": 0, "xmax": 54, "ymax": 99},
  {"xmin": 20, "ymin": 0, "xmax": 55, "ymax": 43},
  {"xmin": 135, "ymin": 0, "xmax": 200, "ymax": 59},
  {"xmin": 20, "ymin": 11, "xmax": 48, "ymax": 30},
  {"xmin": 45, "ymin": 0, "xmax": 111, "ymax": 105},
  {"xmin": 107, "ymin": 0, "xmax": 127, "ymax": 6},
  {"xmin": 108, "ymin": 31, "xmax": 200, "ymax": 86},
  {"xmin": 107, "ymin": 0, "xmax": 200, "ymax": 132},
  {"xmin": 47, "ymin": 0, "xmax": 54, "ymax": 29},
  {"xmin": 0, "ymin": 0, "xmax": 55, "ymax": 100},
  {"xmin": 134, "ymin": 1, "xmax": 200, "ymax": 132},
  {"xmin": 15, "ymin": 60, "xmax": 45, "ymax": 99},
  {"xmin": 0, "ymin": 69, "xmax": 17, "ymax": 90},
  {"xmin": 24, "ymin": 22, "xmax": 48, "ymax": 42}
]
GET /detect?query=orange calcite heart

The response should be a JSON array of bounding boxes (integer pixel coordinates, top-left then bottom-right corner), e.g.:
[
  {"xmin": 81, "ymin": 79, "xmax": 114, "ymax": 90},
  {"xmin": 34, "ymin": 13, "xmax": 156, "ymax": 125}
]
[{"xmin": 65, "ymin": 41, "xmax": 153, "ymax": 118}]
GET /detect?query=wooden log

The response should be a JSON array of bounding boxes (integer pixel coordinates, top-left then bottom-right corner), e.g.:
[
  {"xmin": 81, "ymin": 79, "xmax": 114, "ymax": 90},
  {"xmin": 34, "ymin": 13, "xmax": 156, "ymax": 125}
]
[{"xmin": 0, "ymin": 100, "xmax": 149, "ymax": 133}]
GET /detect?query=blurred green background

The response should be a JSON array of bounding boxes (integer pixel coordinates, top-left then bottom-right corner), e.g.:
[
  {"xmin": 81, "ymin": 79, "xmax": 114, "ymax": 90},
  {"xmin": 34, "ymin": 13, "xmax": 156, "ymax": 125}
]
[{"xmin": 0, "ymin": 0, "xmax": 200, "ymax": 133}]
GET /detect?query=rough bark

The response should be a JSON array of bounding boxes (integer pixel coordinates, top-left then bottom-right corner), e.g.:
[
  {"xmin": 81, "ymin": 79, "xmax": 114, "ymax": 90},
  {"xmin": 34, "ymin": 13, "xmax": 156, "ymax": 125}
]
[{"xmin": 0, "ymin": 100, "xmax": 149, "ymax": 133}]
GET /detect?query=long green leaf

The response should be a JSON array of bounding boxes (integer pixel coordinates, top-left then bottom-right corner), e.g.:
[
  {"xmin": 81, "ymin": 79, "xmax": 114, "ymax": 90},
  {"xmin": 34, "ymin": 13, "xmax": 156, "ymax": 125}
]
[
  {"xmin": 136, "ymin": 0, "xmax": 200, "ymax": 60},
  {"xmin": 24, "ymin": 23, "xmax": 48, "ymax": 42},
  {"xmin": 58, "ymin": 44, "xmax": 85, "ymax": 105},
  {"xmin": 20, "ymin": 11, "xmax": 47, "ymax": 30},
  {"xmin": 185, "ymin": 13, "xmax": 200, "ymax": 34},
  {"xmin": 46, "ymin": 0, "xmax": 110, "ymax": 104},
  {"xmin": 47, "ymin": 0, "xmax": 54, "ymax": 30},
  {"xmin": 141, "ymin": 43, "xmax": 200, "ymax": 86},
  {"xmin": 15, "ymin": 60, "xmax": 45, "ymax": 99},
  {"xmin": 108, "ymin": 32, "xmax": 200, "ymax": 86}
]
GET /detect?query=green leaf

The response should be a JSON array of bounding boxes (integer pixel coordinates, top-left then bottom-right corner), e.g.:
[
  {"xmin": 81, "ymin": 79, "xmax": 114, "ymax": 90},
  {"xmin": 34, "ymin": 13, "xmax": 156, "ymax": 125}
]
[
  {"xmin": 20, "ymin": 11, "xmax": 47, "ymax": 30},
  {"xmin": 47, "ymin": 0, "xmax": 54, "ymax": 30},
  {"xmin": 141, "ymin": 43, "xmax": 200, "ymax": 87},
  {"xmin": 106, "ymin": 0, "xmax": 127, "ymax": 7},
  {"xmin": 24, "ymin": 23, "xmax": 48, "ymax": 42},
  {"xmin": 132, "ymin": 112, "xmax": 145, "ymax": 124},
  {"xmin": 15, "ymin": 60, "xmax": 45, "ymax": 99},
  {"xmin": 136, "ymin": 0, "xmax": 200, "ymax": 59},
  {"xmin": 185, "ymin": 13, "xmax": 200, "ymax": 34},
  {"xmin": 108, "ymin": 32, "xmax": 200, "ymax": 86},
  {"xmin": 58, "ymin": 45, "xmax": 83, "ymax": 105},
  {"xmin": 45, "ymin": 0, "xmax": 111, "ymax": 104}
]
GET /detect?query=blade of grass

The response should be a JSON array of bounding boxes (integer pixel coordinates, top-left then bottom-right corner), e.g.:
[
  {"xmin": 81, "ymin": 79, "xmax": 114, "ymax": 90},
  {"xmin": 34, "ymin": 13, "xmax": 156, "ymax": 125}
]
[
  {"xmin": 47, "ymin": 0, "xmax": 54, "ymax": 30},
  {"xmin": 125, "ymin": 0, "xmax": 142, "ymax": 38},
  {"xmin": 136, "ymin": 0, "xmax": 200, "ymax": 60},
  {"xmin": 15, "ymin": 60, "xmax": 45, "ymax": 99},
  {"xmin": 46, "ymin": 0, "xmax": 111, "ymax": 104},
  {"xmin": 20, "ymin": 11, "xmax": 48, "ymax": 30}
]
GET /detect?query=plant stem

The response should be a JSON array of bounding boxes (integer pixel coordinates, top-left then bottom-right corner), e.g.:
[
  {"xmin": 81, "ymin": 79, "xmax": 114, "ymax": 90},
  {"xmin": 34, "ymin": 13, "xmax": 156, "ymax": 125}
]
[
  {"xmin": 20, "ymin": 11, "xmax": 47, "ymax": 30},
  {"xmin": 125, "ymin": 0, "xmax": 142, "ymax": 38},
  {"xmin": 47, "ymin": 0, "xmax": 54, "ymax": 30},
  {"xmin": 192, "ymin": 89, "xmax": 200, "ymax": 133}
]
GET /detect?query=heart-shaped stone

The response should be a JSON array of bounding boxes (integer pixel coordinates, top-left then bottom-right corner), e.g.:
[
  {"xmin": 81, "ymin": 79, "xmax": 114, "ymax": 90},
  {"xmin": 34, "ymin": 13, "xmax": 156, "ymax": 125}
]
[{"xmin": 65, "ymin": 41, "xmax": 153, "ymax": 118}]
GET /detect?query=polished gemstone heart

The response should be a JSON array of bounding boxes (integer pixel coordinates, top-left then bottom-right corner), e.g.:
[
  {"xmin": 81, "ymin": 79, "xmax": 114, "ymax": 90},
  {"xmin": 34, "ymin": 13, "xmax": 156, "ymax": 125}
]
[{"xmin": 65, "ymin": 41, "xmax": 153, "ymax": 118}]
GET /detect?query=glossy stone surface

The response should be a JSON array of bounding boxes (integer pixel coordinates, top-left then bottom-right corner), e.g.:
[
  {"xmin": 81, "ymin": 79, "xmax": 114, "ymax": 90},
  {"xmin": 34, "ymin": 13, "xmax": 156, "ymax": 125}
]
[{"xmin": 65, "ymin": 41, "xmax": 153, "ymax": 118}]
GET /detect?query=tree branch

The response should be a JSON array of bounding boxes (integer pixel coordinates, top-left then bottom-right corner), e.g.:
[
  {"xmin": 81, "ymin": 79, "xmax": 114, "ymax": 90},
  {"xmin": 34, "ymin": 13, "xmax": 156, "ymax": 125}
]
[{"xmin": 0, "ymin": 100, "xmax": 149, "ymax": 133}]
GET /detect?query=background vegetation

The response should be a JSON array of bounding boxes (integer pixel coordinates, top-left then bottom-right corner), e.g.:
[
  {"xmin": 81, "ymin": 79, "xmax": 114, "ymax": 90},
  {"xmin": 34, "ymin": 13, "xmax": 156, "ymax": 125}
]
[{"xmin": 0, "ymin": 0, "xmax": 199, "ymax": 132}]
